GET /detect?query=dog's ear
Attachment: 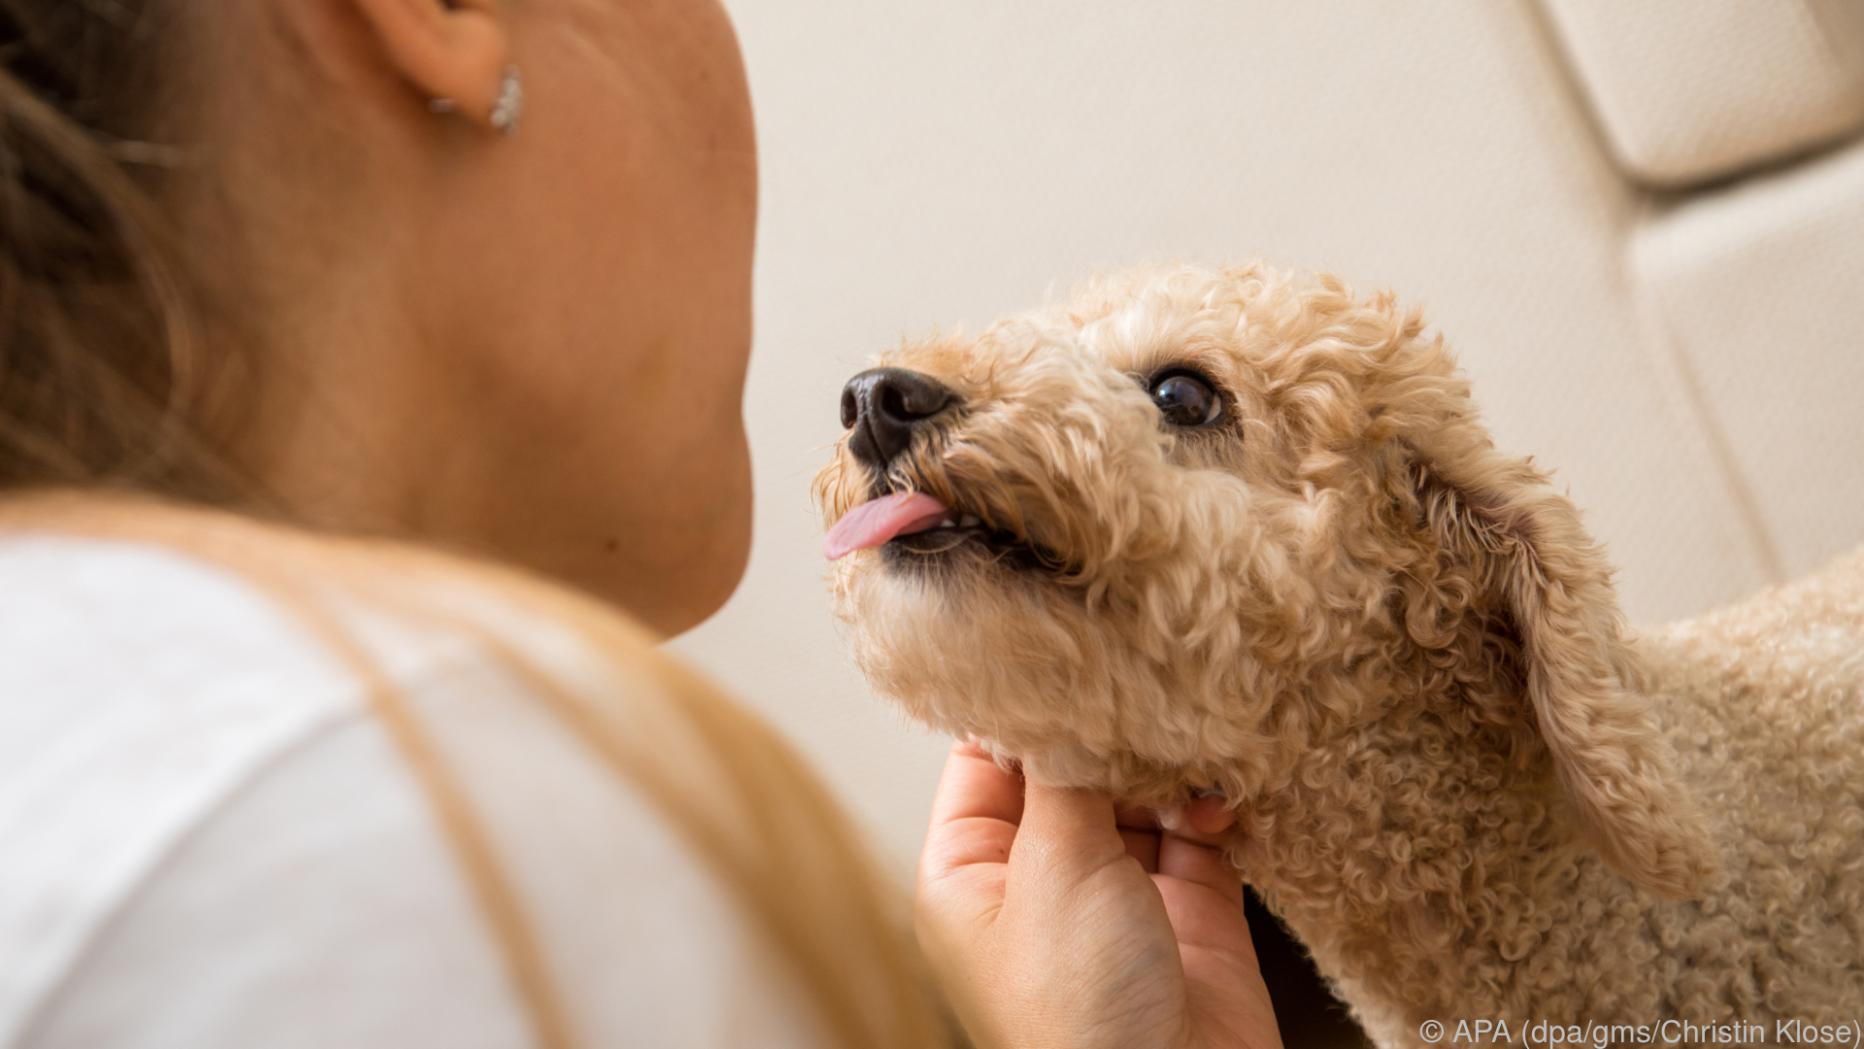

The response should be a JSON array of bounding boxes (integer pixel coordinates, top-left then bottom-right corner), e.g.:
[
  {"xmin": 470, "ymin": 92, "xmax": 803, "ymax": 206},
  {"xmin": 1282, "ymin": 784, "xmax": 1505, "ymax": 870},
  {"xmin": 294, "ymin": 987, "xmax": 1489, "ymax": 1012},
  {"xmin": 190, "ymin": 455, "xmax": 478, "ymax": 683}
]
[{"xmin": 1369, "ymin": 342, "xmax": 1716, "ymax": 898}]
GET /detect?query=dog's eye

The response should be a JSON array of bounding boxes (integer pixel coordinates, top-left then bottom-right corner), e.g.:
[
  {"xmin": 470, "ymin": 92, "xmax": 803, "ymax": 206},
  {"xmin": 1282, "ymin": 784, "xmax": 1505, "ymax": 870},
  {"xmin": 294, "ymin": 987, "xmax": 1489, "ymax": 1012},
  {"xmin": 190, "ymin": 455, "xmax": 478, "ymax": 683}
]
[{"xmin": 1147, "ymin": 370, "xmax": 1223, "ymax": 428}]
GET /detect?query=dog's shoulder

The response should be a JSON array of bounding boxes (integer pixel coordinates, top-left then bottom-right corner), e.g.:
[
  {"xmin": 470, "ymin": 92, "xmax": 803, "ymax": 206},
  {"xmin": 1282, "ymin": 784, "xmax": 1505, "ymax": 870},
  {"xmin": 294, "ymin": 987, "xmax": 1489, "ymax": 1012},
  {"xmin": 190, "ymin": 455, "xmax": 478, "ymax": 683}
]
[
  {"xmin": 1659, "ymin": 544, "xmax": 1864, "ymax": 657},
  {"xmin": 1636, "ymin": 546, "xmax": 1864, "ymax": 790}
]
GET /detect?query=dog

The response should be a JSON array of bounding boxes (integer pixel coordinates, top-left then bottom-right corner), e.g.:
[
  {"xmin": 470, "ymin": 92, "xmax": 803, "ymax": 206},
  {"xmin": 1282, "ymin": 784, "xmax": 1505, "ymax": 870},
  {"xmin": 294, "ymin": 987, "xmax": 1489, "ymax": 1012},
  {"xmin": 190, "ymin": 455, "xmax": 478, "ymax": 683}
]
[{"xmin": 814, "ymin": 264, "xmax": 1864, "ymax": 1045}]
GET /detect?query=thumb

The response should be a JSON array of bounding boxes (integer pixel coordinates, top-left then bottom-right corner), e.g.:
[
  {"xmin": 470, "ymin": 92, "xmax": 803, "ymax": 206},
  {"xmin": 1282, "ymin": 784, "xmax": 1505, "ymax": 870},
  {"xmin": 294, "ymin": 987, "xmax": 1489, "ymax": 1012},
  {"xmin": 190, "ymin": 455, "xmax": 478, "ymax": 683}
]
[{"xmin": 1016, "ymin": 781, "xmax": 1127, "ymax": 872}]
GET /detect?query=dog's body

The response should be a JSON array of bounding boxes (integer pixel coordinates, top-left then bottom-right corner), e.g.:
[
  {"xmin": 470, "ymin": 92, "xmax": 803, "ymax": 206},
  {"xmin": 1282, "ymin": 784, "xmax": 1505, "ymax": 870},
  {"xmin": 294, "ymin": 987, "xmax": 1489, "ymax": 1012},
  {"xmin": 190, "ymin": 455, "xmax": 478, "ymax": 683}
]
[
  {"xmin": 816, "ymin": 264, "xmax": 1864, "ymax": 1041},
  {"xmin": 1255, "ymin": 557, "xmax": 1864, "ymax": 1043}
]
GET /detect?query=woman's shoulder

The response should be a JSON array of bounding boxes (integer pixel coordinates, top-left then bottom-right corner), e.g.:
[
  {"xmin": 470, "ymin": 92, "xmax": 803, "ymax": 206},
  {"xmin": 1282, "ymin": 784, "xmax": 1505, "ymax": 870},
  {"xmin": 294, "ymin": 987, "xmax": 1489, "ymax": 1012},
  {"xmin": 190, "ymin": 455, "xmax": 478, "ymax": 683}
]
[
  {"xmin": 0, "ymin": 522, "xmax": 674, "ymax": 743},
  {"xmin": 0, "ymin": 528, "xmax": 818, "ymax": 1049}
]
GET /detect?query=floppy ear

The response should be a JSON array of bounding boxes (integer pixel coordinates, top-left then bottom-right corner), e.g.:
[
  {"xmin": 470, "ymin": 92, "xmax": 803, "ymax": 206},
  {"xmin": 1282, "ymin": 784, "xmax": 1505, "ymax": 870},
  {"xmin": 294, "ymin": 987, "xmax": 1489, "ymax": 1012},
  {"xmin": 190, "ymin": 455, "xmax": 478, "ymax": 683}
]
[{"xmin": 1378, "ymin": 356, "xmax": 1716, "ymax": 898}]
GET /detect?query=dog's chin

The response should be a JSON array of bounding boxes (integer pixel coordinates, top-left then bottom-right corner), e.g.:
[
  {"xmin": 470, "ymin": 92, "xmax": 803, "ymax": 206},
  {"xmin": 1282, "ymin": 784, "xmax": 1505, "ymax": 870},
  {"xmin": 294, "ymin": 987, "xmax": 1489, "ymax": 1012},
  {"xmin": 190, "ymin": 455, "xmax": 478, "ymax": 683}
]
[
  {"xmin": 839, "ymin": 552, "xmax": 1275, "ymax": 808},
  {"xmin": 838, "ymin": 560, "xmax": 1118, "ymax": 757}
]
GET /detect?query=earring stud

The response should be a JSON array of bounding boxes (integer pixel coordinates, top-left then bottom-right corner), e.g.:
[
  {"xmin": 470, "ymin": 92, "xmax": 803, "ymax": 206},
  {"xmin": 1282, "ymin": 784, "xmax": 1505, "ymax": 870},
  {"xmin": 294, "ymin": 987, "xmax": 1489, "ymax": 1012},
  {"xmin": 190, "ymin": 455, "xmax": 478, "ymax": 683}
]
[
  {"xmin": 490, "ymin": 66, "xmax": 523, "ymax": 136},
  {"xmin": 426, "ymin": 66, "xmax": 522, "ymax": 136}
]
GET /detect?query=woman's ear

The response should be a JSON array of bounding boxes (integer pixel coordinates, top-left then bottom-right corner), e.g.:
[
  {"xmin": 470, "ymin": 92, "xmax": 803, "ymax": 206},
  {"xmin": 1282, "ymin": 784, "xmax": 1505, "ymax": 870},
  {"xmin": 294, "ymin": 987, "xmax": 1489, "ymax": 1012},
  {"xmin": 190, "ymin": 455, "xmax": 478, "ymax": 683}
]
[
  {"xmin": 345, "ymin": 0, "xmax": 511, "ymax": 129},
  {"xmin": 1394, "ymin": 389, "xmax": 1718, "ymax": 898}
]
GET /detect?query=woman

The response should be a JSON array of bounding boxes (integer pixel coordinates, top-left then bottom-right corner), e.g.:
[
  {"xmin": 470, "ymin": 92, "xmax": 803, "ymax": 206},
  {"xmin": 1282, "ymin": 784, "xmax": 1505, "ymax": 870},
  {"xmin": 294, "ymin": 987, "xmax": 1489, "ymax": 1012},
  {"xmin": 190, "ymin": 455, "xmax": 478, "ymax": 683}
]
[{"xmin": 0, "ymin": 2, "xmax": 1283, "ymax": 1047}]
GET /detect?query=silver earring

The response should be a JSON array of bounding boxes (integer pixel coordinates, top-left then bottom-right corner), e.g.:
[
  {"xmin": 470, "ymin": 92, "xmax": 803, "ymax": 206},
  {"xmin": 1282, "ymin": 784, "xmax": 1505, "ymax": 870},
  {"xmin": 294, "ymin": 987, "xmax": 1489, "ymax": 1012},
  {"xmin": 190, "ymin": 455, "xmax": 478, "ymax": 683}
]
[
  {"xmin": 489, "ymin": 66, "xmax": 523, "ymax": 136},
  {"xmin": 428, "ymin": 67, "xmax": 520, "ymax": 133}
]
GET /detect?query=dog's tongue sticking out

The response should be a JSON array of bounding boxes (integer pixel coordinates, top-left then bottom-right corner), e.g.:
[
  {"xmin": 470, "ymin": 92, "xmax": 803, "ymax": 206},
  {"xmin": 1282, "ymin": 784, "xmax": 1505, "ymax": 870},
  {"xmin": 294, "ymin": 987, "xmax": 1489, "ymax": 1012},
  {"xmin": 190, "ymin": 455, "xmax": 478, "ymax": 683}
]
[{"xmin": 824, "ymin": 491, "xmax": 949, "ymax": 560}]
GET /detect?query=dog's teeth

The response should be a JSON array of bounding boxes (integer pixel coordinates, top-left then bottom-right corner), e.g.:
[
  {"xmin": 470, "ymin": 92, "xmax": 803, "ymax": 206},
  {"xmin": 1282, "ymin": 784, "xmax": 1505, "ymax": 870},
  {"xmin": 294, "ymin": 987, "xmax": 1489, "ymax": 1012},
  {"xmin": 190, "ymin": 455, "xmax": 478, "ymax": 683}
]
[
  {"xmin": 939, "ymin": 518, "xmax": 956, "ymax": 528},
  {"xmin": 959, "ymin": 514, "xmax": 981, "ymax": 528}
]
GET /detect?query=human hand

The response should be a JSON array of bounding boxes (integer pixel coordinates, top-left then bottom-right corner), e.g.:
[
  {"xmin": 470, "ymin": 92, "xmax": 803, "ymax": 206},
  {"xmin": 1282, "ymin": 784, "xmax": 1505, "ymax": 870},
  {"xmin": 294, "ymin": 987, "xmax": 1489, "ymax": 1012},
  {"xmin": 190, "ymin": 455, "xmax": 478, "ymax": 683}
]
[{"xmin": 916, "ymin": 741, "xmax": 1283, "ymax": 1049}]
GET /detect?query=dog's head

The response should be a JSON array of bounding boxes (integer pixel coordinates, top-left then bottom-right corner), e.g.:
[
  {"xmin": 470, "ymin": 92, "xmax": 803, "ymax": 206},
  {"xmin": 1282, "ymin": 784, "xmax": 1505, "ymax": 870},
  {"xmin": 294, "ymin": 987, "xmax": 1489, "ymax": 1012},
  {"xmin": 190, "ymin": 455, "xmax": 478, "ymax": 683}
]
[{"xmin": 816, "ymin": 264, "xmax": 1710, "ymax": 895}]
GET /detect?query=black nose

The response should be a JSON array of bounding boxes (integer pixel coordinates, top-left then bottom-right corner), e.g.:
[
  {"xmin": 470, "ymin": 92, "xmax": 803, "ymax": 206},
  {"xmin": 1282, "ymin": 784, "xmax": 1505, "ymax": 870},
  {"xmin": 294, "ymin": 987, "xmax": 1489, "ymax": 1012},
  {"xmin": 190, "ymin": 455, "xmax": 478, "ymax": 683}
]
[{"xmin": 840, "ymin": 367, "xmax": 958, "ymax": 468}]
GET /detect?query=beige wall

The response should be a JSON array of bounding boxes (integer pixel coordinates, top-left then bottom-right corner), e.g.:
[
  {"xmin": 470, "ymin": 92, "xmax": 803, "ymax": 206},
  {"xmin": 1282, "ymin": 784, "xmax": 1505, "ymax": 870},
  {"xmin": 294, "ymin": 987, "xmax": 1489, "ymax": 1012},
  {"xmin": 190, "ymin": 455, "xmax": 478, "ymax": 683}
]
[{"xmin": 673, "ymin": 2, "xmax": 1864, "ymax": 866}]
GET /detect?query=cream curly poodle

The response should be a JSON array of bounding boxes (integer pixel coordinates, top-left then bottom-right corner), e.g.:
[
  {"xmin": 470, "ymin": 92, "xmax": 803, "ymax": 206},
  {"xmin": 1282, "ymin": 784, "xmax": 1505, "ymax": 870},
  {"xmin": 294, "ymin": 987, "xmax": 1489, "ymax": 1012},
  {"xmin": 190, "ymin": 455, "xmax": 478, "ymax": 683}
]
[{"xmin": 814, "ymin": 264, "xmax": 1864, "ymax": 1044}]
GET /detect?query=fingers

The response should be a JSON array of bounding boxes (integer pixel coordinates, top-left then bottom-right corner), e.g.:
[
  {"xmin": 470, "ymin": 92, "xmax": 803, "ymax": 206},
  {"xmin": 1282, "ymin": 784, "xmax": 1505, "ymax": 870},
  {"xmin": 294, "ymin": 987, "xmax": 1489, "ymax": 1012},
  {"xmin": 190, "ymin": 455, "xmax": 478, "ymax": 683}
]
[
  {"xmin": 925, "ymin": 743, "xmax": 1239, "ymax": 888},
  {"xmin": 920, "ymin": 741, "xmax": 1024, "ymax": 881},
  {"xmin": 1183, "ymin": 793, "xmax": 1237, "ymax": 837},
  {"xmin": 1113, "ymin": 803, "xmax": 1154, "ymax": 828},
  {"xmin": 1154, "ymin": 832, "xmax": 1251, "ymax": 973},
  {"xmin": 1019, "ymin": 781, "xmax": 1119, "ymax": 845},
  {"xmin": 928, "ymin": 741, "xmax": 1023, "ymax": 826},
  {"xmin": 1015, "ymin": 781, "xmax": 1128, "ymax": 874},
  {"xmin": 1118, "ymin": 828, "xmax": 1161, "ymax": 870},
  {"xmin": 1158, "ymin": 833, "xmax": 1245, "ymax": 910},
  {"xmin": 1112, "ymin": 805, "xmax": 1160, "ymax": 869},
  {"xmin": 1116, "ymin": 796, "xmax": 1237, "ymax": 869}
]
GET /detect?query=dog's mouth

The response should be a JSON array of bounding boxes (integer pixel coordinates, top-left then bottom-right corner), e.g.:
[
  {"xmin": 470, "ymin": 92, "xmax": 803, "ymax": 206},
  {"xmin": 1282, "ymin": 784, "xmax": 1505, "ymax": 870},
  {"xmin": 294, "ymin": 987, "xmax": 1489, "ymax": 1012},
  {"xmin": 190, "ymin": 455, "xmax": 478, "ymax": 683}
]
[{"xmin": 823, "ymin": 489, "xmax": 1061, "ymax": 571}]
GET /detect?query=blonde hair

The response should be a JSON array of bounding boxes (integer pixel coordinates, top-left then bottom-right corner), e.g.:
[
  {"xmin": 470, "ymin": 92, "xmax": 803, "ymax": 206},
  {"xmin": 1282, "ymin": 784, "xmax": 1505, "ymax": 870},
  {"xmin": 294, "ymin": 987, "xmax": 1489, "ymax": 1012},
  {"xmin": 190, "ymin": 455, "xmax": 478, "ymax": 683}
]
[
  {"xmin": 0, "ymin": 5, "xmax": 961, "ymax": 1044},
  {"xmin": 3, "ymin": 491, "xmax": 962, "ymax": 1049}
]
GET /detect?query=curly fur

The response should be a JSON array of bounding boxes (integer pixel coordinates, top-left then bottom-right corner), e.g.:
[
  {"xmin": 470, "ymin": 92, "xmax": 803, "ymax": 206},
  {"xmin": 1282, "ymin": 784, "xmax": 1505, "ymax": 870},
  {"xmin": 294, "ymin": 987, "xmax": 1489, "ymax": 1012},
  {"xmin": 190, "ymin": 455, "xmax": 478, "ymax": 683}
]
[{"xmin": 814, "ymin": 264, "xmax": 1864, "ymax": 1042}]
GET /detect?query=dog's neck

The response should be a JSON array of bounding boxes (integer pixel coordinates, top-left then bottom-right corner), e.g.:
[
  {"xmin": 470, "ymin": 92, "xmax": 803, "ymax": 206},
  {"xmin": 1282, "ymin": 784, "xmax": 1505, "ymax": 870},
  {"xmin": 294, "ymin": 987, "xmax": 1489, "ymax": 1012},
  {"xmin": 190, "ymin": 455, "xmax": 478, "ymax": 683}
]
[{"xmin": 1231, "ymin": 599, "xmax": 1594, "ymax": 1030}]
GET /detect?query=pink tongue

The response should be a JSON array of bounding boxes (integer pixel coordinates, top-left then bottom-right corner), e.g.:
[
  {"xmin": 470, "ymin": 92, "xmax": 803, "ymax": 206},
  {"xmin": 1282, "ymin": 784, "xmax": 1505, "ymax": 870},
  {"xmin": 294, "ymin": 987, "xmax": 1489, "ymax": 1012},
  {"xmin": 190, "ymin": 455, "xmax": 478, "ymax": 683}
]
[{"xmin": 824, "ymin": 491, "xmax": 950, "ymax": 560}]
